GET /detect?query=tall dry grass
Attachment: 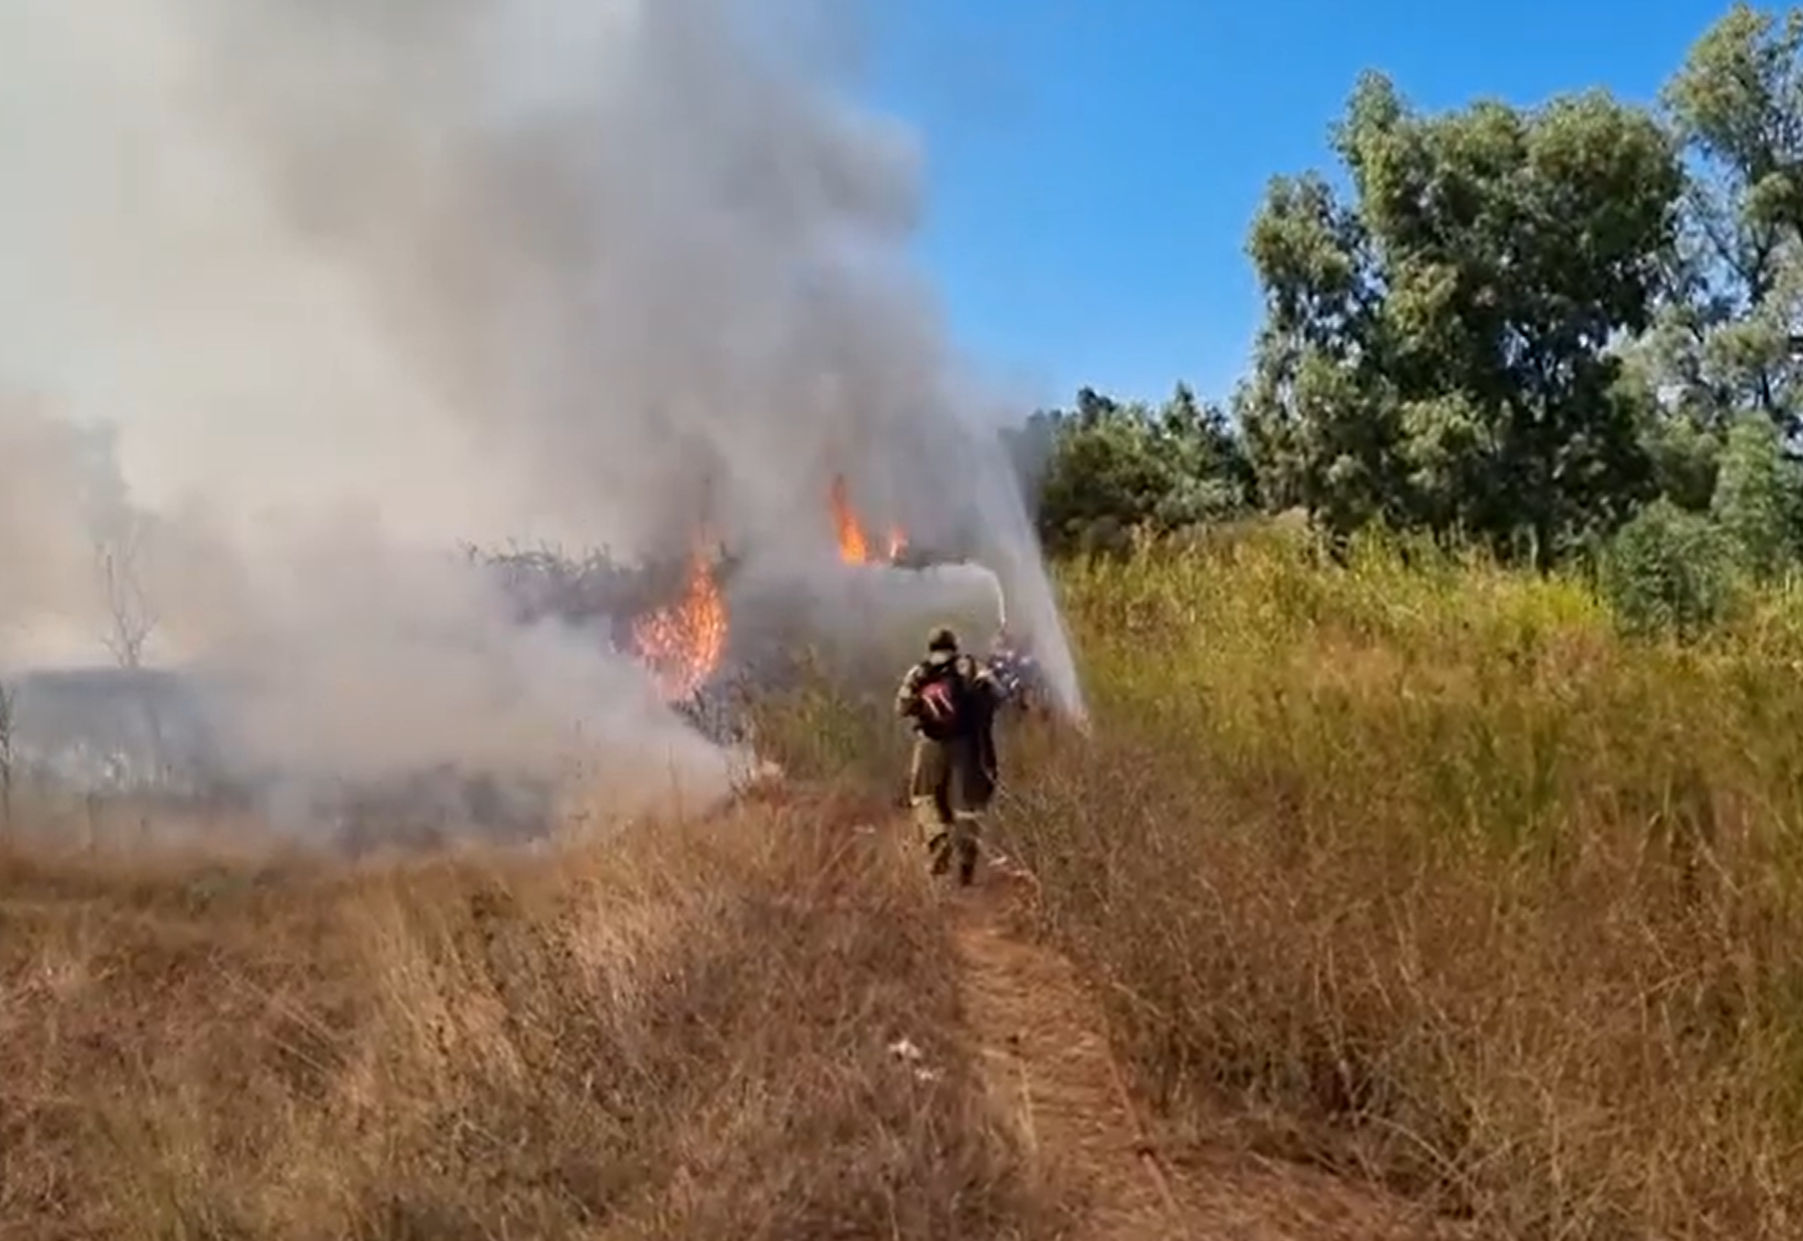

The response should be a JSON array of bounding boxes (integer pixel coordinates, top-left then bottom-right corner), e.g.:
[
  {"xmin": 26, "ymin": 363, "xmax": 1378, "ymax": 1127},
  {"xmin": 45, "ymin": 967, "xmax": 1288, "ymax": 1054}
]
[
  {"xmin": 0, "ymin": 790, "xmax": 1061, "ymax": 1240},
  {"xmin": 993, "ymin": 526, "xmax": 1803, "ymax": 1238}
]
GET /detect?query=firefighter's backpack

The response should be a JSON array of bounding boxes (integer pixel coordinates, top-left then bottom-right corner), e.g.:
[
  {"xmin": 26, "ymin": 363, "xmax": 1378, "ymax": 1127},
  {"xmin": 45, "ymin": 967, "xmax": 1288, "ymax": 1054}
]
[{"xmin": 914, "ymin": 656, "xmax": 973, "ymax": 741}]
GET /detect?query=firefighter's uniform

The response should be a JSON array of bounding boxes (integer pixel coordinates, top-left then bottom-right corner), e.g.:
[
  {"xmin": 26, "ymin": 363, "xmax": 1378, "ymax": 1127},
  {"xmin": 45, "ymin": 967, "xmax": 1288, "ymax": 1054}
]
[{"xmin": 895, "ymin": 628, "xmax": 1000, "ymax": 884}]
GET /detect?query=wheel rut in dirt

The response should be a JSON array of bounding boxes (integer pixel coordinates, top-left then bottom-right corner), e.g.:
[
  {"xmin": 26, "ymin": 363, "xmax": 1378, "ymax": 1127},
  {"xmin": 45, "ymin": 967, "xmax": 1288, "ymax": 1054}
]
[{"xmin": 947, "ymin": 864, "xmax": 1456, "ymax": 1241}]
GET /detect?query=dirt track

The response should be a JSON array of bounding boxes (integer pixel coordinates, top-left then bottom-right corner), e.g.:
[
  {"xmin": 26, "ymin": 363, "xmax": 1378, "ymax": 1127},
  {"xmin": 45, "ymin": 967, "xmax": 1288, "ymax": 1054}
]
[{"xmin": 949, "ymin": 856, "xmax": 1455, "ymax": 1241}]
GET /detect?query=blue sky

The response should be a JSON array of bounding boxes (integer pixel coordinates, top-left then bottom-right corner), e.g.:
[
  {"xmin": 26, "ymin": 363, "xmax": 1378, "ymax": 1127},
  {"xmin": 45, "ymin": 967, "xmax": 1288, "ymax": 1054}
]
[{"xmin": 865, "ymin": 0, "xmax": 1734, "ymax": 410}]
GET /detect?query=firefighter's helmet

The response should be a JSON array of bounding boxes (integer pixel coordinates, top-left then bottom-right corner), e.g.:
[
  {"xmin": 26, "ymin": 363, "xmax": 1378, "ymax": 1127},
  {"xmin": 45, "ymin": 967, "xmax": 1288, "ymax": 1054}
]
[{"xmin": 926, "ymin": 625, "xmax": 958, "ymax": 663}]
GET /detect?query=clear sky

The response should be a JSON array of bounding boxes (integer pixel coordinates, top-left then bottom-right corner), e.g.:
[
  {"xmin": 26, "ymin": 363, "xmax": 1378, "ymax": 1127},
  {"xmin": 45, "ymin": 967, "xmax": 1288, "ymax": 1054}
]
[{"xmin": 865, "ymin": 0, "xmax": 1735, "ymax": 411}]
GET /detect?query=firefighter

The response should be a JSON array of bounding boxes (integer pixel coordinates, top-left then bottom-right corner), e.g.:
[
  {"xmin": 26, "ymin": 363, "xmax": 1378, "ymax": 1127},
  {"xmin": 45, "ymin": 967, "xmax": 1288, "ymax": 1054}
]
[
  {"xmin": 986, "ymin": 627, "xmax": 1033, "ymax": 712},
  {"xmin": 992, "ymin": 625, "xmax": 1056, "ymax": 721},
  {"xmin": 894, "ymin": 625, "xmax": 1000, "ymax": 885}
]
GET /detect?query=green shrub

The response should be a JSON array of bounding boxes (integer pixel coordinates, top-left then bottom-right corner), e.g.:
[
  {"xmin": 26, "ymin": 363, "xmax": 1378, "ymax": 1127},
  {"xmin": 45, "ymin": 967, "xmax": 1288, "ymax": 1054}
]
[
  {"xmin": 1712, "ymin": 411, "xmax": 1802, "ymax": 580},
  {"xmin": 1600, "ymin": 498, "xmax": 1737, "ymax": 636}
]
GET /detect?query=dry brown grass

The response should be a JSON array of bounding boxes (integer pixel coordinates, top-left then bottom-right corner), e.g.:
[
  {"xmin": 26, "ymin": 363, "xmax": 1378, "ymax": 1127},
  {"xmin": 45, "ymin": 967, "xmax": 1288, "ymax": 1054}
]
[
  {"xmin": 0, "ymin": 787, "xmax": 1061, "ymax": 1240},
  {"xmin": 988, "ymin": 532, "xmax": 1803, "ymax": 1239}
]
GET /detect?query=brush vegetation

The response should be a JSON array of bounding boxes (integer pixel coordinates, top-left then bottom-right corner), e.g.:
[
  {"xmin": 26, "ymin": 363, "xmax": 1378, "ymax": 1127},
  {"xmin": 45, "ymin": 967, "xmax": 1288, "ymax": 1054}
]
[
  {"xmin": 16, "ymin": 526, "xmax": 1803, "ymax": 1239},
  {"xmin": 981, "ymin": 526, "xmax": 1803, "ymax": 1239}
]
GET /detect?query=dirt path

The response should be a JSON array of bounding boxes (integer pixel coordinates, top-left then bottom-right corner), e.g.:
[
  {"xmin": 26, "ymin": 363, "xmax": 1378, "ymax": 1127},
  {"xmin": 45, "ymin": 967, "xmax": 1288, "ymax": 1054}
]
[{"xmin": 948, "ymin": 860, "xmax": 1454, "ymax": 1241}]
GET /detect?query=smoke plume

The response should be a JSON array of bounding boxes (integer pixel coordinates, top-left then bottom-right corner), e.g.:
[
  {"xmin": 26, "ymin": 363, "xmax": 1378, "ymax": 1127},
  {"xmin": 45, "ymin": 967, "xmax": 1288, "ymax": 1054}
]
[{"xmin": 0, "ymin": 0, "xmax": 1082, "ymax": 822}]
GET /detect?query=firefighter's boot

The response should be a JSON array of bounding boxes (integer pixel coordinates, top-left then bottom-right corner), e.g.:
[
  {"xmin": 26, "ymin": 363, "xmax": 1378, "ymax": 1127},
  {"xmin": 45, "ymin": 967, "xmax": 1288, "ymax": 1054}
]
[
  {"xmin": 913, "ymin": 793, "xmax": 954, "ymax": 877},
  {"xmin": 951, "ymin": 811, "xmax": 981, "ymax": 886},
  {"xmin": 927, "ymin": 831, "xmax": 952, "ymax": 876}
]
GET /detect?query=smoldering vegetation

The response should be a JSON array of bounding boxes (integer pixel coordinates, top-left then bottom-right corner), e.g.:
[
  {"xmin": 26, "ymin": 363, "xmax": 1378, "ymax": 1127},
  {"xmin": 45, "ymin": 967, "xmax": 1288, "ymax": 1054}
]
[
  {"xmin": 0, "ymin": 532, "xmax": 1016, "ymax": 852},
  {"xmin": 0, "ymin": 0, "xmax": 1080, "ymax": 850}
]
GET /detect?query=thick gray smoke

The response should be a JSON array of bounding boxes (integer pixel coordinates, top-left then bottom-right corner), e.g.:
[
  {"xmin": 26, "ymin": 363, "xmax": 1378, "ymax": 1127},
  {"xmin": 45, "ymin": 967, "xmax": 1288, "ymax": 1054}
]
[{"xmin": 0, "ymin": 0, "xmax": 1082, "ymax": 823}]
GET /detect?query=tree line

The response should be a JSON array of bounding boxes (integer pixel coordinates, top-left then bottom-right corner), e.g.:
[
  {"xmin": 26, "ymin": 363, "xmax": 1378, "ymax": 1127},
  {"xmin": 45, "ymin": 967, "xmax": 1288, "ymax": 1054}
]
[{"xmin": 1011, "ymin": 2, "xmax": 1803, "ymax": 623}]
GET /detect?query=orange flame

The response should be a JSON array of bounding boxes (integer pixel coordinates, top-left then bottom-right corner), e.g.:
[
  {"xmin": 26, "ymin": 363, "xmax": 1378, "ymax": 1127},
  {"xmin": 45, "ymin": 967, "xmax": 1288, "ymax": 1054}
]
[
  {"xmin": 829, "ymin": 474, "xmax": 870, "ymax": 563},
  {"xmin": 829, "ymin": 474, "xmax": 909, "ymax": 564},
  {"xmin": 632, "ymin": 543, "xmax": 727, "ymax": 701}
]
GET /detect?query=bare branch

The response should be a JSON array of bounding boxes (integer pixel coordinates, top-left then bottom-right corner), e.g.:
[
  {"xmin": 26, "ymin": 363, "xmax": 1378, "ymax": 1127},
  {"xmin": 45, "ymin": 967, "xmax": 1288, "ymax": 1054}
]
[
  {"xmin": 91, "ymin": 512, "xmax": 167, "ymax": 785},
  {"xmin": 0, "ymin": 680, "xmax": 15, "ymax": 836},
  {"xmin": 94, "ymin": 515, "xmax": 157, "ymax": 671}
]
